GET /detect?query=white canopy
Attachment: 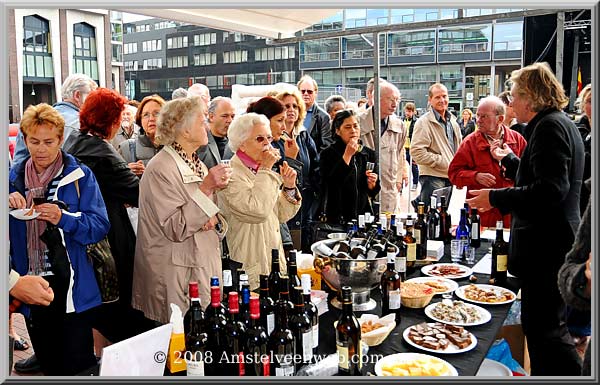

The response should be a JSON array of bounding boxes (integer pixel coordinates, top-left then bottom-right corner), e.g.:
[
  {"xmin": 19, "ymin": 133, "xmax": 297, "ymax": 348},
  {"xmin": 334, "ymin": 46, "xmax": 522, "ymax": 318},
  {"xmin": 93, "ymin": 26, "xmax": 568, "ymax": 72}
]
[{"xmin": 118, "ymin": 8, "xmax": 340, "ymax": 39}]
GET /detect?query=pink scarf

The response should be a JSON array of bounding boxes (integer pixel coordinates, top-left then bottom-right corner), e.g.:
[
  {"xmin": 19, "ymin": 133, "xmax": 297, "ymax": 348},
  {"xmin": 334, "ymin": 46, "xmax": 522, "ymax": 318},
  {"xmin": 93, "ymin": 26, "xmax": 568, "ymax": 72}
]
[{"xmin": 24, "ymin": 152, "xmax": 63, "ymax": 275}]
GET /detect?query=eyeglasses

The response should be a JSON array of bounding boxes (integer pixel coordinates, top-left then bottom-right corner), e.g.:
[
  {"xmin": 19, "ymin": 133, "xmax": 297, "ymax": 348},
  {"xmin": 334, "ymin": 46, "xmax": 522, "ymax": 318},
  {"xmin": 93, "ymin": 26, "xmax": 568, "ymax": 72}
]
[
  {"xmin": 476, "ymin": 113, "xmax": 498, "ymax": 120},
  {"xmin": 300, "ymin": 89, "xmax": 314, "ymax": 95},
  {"xmin": 142, "ymin": 111, "xmax": 160, "ymax": 120},
  {"xmin": 254, "ymin": 135, "xmax": 273, "ymax": 143},
  {"xmin": 284, "ymin": 104, "xmax": 299, "ymax": 110}
]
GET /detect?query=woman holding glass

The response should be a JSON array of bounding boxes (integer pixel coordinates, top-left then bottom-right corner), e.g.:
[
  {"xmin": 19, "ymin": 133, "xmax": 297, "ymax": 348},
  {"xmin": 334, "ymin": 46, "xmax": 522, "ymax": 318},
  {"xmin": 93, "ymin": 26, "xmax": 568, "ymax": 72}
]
[
  {"xmin": 319, "ymin": 109, "xmax": 380, "ymax": 225},
  {"xmin": 9, "ymin": 103, "xmax": 110, "ymax": 375}
]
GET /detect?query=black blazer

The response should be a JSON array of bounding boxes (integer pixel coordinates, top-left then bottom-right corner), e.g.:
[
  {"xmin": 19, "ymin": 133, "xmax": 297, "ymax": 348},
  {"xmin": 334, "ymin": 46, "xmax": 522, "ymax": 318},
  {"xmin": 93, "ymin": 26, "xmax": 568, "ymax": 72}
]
[
  {"xmin": 319, "ymin": 137, "xmax": 381, "ymax": 225},
  {"xmin": 307, "ymin": 104, "xmax": 333, "ymax": 151},
  {"xmin": 196, "ymin": 131, "xmax": 234, "ymax": 169},
  {"xmin": 489, "ymin": 108, "xmax": 585, "ymax": 278}
]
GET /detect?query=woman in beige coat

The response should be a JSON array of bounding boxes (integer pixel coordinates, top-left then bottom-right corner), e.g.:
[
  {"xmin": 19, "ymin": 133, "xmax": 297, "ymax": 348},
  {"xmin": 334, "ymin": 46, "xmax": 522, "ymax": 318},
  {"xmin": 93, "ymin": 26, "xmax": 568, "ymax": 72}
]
[
  {"xmin": 218, "ymin": 113, "xmax": 301, "ymax": 291},
  {"xmin": 131, "ymin": 96, "xmax": 232, "ymax": 324}
]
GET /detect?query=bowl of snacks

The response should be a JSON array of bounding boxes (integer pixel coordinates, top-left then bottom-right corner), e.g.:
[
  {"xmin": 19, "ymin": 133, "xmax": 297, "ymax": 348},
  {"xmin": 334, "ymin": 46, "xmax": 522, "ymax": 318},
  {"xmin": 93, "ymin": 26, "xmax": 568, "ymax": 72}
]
[
  {"xmin": 358, "ymin": 313, "xmax": 396, "ymax": 346},
  {"xmin": 400, "ymin": 282, "xmax": 435, "ymax": 308}
]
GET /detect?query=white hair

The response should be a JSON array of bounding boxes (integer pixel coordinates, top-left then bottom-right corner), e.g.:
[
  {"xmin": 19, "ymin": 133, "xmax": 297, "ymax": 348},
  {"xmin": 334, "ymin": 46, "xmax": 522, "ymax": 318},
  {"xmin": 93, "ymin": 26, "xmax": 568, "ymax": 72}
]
[
  {"xmin": 61, "ymin": 73, "xmax": 97, "ymax": 100},
  {"xmin": 227, "ymin": 113, "xmax": 270, "ymax": 153}
]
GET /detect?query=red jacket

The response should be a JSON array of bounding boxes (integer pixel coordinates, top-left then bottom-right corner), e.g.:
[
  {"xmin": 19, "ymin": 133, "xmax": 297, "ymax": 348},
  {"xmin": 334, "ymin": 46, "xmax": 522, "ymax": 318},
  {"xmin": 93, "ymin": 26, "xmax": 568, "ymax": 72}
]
[{"xmin": 448, "ymin": 126, "xmax": 527, "ymax": 228}]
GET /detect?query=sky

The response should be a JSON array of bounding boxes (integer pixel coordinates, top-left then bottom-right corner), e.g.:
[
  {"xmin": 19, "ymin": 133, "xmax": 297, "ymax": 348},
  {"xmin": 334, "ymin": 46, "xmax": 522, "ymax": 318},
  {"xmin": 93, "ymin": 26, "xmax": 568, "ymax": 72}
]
[{"xmin": 122, "ymin": 11, "xmax": 151, "ymax": 23}]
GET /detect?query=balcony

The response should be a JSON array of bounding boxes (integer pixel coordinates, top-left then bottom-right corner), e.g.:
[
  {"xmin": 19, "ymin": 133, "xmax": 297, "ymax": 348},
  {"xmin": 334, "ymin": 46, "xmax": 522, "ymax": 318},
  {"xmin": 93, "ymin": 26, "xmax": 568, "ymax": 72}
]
[{"xmin": 387, "ymin": 45, "xmax": 436, "ymax": 65}]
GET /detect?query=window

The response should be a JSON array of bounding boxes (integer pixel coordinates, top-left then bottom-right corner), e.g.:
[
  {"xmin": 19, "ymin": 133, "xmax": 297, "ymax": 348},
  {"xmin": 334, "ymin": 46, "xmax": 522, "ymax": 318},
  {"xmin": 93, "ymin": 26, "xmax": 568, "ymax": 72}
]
[
  {"xmin": 73, "ymin": 23, "xmax": 98, "ymax": 81},
  {"xmin": 124, "ymin": 43, "xmax": 137, "ymax": 54},
  {"xmin": 193, "ymin": 53, "xmax": 216, "ymax": 66},
  {"xmin": 142, "ymin": 58, "xmax": 162, "ymax": 70},
  {"xmin": 167, "ymin": 55, "xmax": 188, "ymax": 68},
  {"xmin": 142, "ymin": 39, "xmax": 162, "ymax": 52},
  {"xmin": 167, "ymin": 36, "xmax": 188, "ymax": 49},
  {"xmin": 223, "ymin": 50, "xmax": 247, "ymax": 64},
  {"xmin": 154, "ymin": 21, "xmax": 177, "ymax": 30},
  {"xmin": 493, "ymin": 21, "xmax": 523, "ymax": 51},
  {"xmin": 300, "ymin": 38, "xmax": 339, "ymax": 62},
  {"xmin": 387, "ymin": 30, "xmax": 435, "ymax": 57},
  {"xmin": 23, "ymin": 15, "xmax": 54, "ymax": 79},
  {"xmin": 438, "ymin": 25, "xmax": 492, "ymax": 55},
  {"xmin": 223, "ymin": 32, "xmax": 243, "ymax": 43},
  {"xmin": 112, "ymin": 44, "xmax": 122, "ymax": 63},
  {"xmin": 194, "ymin": 32, "xmax": 216, "ymax": 46},
  {"xmin": 124, "ymin": 61, "xmax": 138, "ymax": 71},
  {"xmin": 135, "ymin": 24, "xmax": 150, "ymax": 33},
  {"xmin": 111, "ymin": 22, "xmax": 122, "ymax": 42}
]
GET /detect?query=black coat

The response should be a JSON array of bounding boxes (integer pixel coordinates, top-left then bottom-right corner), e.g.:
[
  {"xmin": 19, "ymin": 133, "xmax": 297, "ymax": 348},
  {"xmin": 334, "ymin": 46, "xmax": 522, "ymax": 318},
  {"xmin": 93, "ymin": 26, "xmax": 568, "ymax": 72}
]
[
  {"xmin": 576, "ymin": 115, "xmax": 591, "ymax": 215},
  {"xmin": 490, "ymin": 108, "xmax": 584, "ymax": 278},
  {"xmin": 458, "ymin": 118, "xmax": 476, "ymax": 137},
  {"xmin": 319, "ymin": 137, "xmax": 381, "ymax": 225},
  {"xmin": 64, "ymin": 130, "xmax": 140, "ymax": 303},
  {"xmin": 307, "ymin": 104, "xmax": 333, "ymax": 151}
]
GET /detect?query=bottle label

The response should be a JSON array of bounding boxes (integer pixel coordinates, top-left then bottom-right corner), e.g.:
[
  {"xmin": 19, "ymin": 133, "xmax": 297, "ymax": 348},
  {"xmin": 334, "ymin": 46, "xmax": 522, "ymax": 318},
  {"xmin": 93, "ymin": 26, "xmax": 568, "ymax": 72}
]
[
  {"xmin": 387, "ymin": 253, "xmax": 395, "ymax": 264},
  {"xmin": 275, "ymin": 365, "xmax": 294, "ymax": 376},
  {"xmin": 366, "ymin": 249, "xmax": 378, "ymax": 259},
  {"xmin": 471, "ymin": 224, "xmax": 480, "ymax": 239},
  {"xmin": 337, "ymin": 344, "xmax": 349, "ymax": 370},
  {"xmin": 389, "ymin": 289, "xmax": 401, "ymax": 310},
  {"xmin": 267, "ymin": 313, "xmax": 275, "ymax": 335},
  {"xmin": 435, "ymin": 224, "xmax": 440, "ymax": 239},
  {"xmin": 396, "ymin": 257, "xmax": 407, "ymax": 273},
  {"xmin": 414, "ymin": 229, "xmax": 421, "ymax": 244},
  {"xmin": 497, "ymin": 255, "xmax": 508, "ymax": 271},
  {"xmin": 185, "ymin": 358, "xmax": 205, "ymax": 376},
  {"xmin": 223, "ymin": 272, "xmax": 232, "ymax": 287},
  {"xmin": 407, "ymin": 244, "xmax": 416, "ymax": 261},
  {"xmin": 312, "ymin": 324, "xmax": 319, "ymax": 349},
  {"xmin": 302, "ymin": 330, "xmax": 314, "ymax": 361}
]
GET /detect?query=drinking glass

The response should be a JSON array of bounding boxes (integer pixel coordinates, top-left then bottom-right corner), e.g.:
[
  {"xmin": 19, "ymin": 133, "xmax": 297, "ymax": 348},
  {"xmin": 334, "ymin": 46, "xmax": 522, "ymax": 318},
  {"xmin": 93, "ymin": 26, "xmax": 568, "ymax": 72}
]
[
  {"xmin": 365, "ymin": 162, "xmax": 375, "ymax": 172},
  {"xmin": 464, "ymin": 245, "xmax": 476, "ymax": 265},
  {"xmin": 220, "ymin": 159, "xmax": 231, "ymax": 166},
  {"xmin": 450, "ymin": 239, "xmax": 464, "ymax": 263},
  {"xmin": 29, "ymin": 187, "xmax": 47, "ymax": 206}
]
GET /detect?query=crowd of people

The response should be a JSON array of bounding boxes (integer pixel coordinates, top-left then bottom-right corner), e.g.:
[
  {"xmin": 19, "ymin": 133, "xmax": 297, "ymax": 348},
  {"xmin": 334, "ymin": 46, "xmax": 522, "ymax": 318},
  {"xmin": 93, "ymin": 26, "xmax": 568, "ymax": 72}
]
[{"xmin": 7, "ymin": 63, "xmax": 592, "ymax": 376}]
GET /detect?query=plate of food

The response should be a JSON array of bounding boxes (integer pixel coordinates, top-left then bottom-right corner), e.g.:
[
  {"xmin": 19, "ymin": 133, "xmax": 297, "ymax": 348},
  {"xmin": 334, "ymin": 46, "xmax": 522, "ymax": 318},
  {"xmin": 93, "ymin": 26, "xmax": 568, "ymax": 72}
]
[
  {"xmin": 455, "ymin": 284, "xmax": 517, "ymax": 306},
  {"xmin": 403, "ymin": 322, "xmax": 477, "ymax": 354},
  {"xmin": 10, "ymin": 208, "xmax": 41, "ymax": 221},
  {"xmin": 421, "ymin": 263, "xmax": 472, "ymax": 280},
  {"xmin": 375, "ymin": 352, "xmax": 458, "ymax": 376},
  {"xmin": 424, "ymin": 300, "xmax": 491, "ymax": 327},
  {"xmin": 405, "ymin": 277, "xmax": 459, "ymax": 295}
]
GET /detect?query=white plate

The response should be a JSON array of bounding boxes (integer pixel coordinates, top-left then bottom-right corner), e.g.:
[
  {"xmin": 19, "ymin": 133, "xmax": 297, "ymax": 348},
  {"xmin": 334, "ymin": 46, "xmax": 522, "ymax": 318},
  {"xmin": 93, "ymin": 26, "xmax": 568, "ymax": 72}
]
[
  {"xmin": 421, "ymin": 263, "xmax": 472, "ymax": 280},
  {"xmin": 424, "ymin": 301, "xmax": 492, "ymax": 326},
  {"xmin": 403, "ymin": 322, "xmax": 477, "ymax": 354},
  {"xmin": 476, "ymin": 358, "xmax": 513, "ymax": 376},
  {"xmin": 10, "ymin": 208, "xmax": 41, "ymax": 221},
  {"xmin": 455, "ymin": 284, "xmax": 517, "ymax": 306},
  {"xmin": 405, "ymin": 277, "xmax": 459, "ymax": 295},
  {"xmin": 375, "ymin": 352, "xmax": 458, "ymax": 376}
]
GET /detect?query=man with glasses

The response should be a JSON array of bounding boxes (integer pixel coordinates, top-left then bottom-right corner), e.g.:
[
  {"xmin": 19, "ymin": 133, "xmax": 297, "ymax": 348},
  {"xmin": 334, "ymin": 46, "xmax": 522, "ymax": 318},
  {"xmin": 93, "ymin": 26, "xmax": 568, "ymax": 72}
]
[
  {"xmin": 448, "ymin": 96, "xmax": 527, "ymax": 227},
  {"xmin": 410, "ymin": 83, "xmax": 462, "ymax": 209},
  {"xmin": 297, "ymin": 75, "xmax": 332, "ymax": 151},
  {"xmin": 12, "ymin": 73, "xmax": 98, "ymax": 166},
  {"xmin": 358, "ymin": 80, "xmax": 408, "ymax": 214},
  {"xmin": 196, "ymin": 97, "xmax": 235, "ymax": 169}
]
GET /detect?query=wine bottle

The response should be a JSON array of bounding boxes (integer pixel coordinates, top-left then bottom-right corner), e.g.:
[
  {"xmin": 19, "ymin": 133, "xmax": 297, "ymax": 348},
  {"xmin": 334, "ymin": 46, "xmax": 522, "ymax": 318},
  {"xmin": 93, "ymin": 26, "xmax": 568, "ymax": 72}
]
[
  {"xmin": 380, "ymin": 247, "xmax": 402, "ymax": 319},
  {"xmin": 439, "ymin": 196, "xmax": 452, "ymax": 244},
  {"xmin": 185, "ymin": 282, "xmax": 208, "ymax": 377},
  {"xmin": 268, "ymin": 298, "xmax": 295, "ymax": 376},
  {"xmin": 469, "ymin": 208, "xmax": 481, "ymax": 248},
  {"xmin": 222, "ymin": 270, "xmax": 234, "ymax": 311},
  {"xmin": 203, "ymin": 284, "xmax": 228, "ymax": 375},
  {"xmin": 269, "ymin": 249, "xmax": 283, "ymax": 302},
  {"xmin": 427, "ymin": 196, "xmax": 441, "ymax": 240},
  {"xmin": 456, "ymin": 208, "xmax": 470, "ymax": 242},
  {"xmin": 464, "ymin": 203, "xmax": 472, "ymax": 228},
  {"xmin": 224, "ymin": 292, "xmax": 247, "ymax": 376},
  {"xmin": 259, "ymin": 274, "xmax": 275, "ymax": 336},
  {"xmin": 287, "ymin": 250, "xmax": 302, "ymax": 293},
  {"xmin": 240, "ymin": 281, "xmax": 252, "ymax": 328},
  {"xmin": 395, "ymin": 222, "xmax": 407, "ymax": 282},
  {"xmin": 357, "ymin": 215, "xmax": 366, "ymax": 238},
  {"xmin": 278, "ymin": 276, "xmax": 294, "ymax": 313},
  {"xmin": 289, "ymin": 287, "xmax": 313, "ymax": 370},
  {"xmin": 336, "ymin": 286, "xmax": 362, "ymax": 376},
  {"xmin": 414, "ymin": 202, "xmax": 428, "ymax": 260},
  {"xmin": 184, "ymin": 282, "xmax": 204, "ymax": 337},
  {"xmin": 301, "ymin": 274, "xmax": 319, "ymax": 356},
  {"xmin": 491, "ymin": 220, "xmax": 508, "ymax": 285},
  {"xmin": 404, "ymin": 216, "xmax": 417, "ymax": 273},
  {"xmin": 245, "ymin": 297, "xmax": 270, "ymax": 376}
]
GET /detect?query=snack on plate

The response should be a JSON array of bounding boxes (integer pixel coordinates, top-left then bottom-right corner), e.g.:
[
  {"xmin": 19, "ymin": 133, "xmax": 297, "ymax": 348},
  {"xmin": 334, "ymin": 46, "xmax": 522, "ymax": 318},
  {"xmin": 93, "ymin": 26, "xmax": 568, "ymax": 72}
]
[
  {"xmin": 428, "ymin": 265, "xmax": 466, "ymax": 277},
  {"xmin": 407, "ymin": 322, "xmax": 472, "ymax": 350},
  {"xmin": 422, "ymin": 280, "xmax": 449, "ymax": 293},
  {"xmin": 380, "ymin": 356, "xmax": 451, "ymax": 376},
  {"xmin": 463, "ymin": 284, "xmax": 515, "ymax": 303},
  {"xmin": 361, "ymin": 320, "xmax": 384, "ymax": 334},
  {"xmin": 401, "ymin": 282, "xmax": 434, "ymax": 298},
  {"xmin": 430, "ymin": 300, "xmax": 482, "ymax": 324}
]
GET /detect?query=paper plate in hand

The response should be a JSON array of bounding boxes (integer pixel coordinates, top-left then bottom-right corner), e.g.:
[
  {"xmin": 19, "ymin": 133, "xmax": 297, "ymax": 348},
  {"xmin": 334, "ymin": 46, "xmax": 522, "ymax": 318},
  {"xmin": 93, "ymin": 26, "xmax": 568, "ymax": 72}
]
[
  {"xmin": 424, "ymin": 300, "xmax": 491, "ymax": 326},
  {"xmin": 403, "ymin": 322, "xmax": 477, "ymax": 354},
  {"xmin": 10, "ymin": 208, "xmax": 40, "ymax": 221},
  {"xmin": 375, "ymin": 352, "xmax": 458, "ymax": 376},
  {"xmin": 405, "ymin": 277, "xmax": 458, "ymax": 295},
  {"xmin": 455, "ymin": 284, "xmax": 517, "ymax": 306},
  {"xmin": 421, "ymin": 263, "xmax": 472, "ymax": 280}
]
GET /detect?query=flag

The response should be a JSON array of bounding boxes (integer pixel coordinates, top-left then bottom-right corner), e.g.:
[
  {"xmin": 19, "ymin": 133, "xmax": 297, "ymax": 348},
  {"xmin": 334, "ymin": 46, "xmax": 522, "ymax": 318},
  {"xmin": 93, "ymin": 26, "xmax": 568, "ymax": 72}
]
[{"xmin": 577, "ymin": 67, "xmax": 582, "ymax": 95}]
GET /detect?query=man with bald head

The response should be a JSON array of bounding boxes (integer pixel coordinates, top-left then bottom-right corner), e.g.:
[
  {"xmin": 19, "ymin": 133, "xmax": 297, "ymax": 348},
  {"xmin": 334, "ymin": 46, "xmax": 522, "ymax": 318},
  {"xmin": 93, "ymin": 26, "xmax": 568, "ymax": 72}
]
[
  {"xmin": 448, "ymin": 95, "xmax": 527, "ymax": 227},
  {"xmin": 196, "ymin": 96, "xmax": 235, "ymax": 169},
  {"xmin": 359, "ymin": 80, "xmax": 408, "ymax": 214},
  {"xmin": 188, "ymin": 83, "xmax": 211, "ymax": 106}
]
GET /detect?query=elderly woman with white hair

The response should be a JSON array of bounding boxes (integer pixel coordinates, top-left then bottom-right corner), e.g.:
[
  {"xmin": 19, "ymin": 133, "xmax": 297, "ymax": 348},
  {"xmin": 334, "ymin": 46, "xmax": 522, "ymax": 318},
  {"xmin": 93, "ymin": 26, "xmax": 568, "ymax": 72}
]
[
  {"xmin": 218, "ymin": 113, "xmax": 301, "ymax": 290},
  {"xmin": 131, "ymin": 96, "xmax": 232, "ymax": 324}
]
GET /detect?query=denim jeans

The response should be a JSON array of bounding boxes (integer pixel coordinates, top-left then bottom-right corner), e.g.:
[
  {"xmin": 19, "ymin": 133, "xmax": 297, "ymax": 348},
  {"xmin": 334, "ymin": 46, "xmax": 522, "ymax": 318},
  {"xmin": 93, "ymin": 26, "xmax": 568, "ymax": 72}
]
[
  {"xmin": 405, "ymin": 148, "xmax": 419, "ymax": 185},
  {"xmin": 413, "ymin": 175, "xmax": 452, "ymax": 208}
]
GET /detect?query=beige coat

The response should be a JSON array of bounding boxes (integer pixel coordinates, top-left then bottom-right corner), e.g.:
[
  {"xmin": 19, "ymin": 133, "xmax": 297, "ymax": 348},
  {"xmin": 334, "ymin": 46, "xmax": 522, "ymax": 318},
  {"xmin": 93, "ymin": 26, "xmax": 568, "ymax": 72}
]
[
  {"xmin": 218, "ymin": 154, "xmax": 301, "ymax": 290},
  {"xmin": 359, "ymin": 107, "xmax": 406, "ymax": 214},
  {"xmin": 132, "ymin": 146, "xmax": 224, "ymax": 324},
  {"xmin": 410, "ymin": 110, "xmax": 462, "ymax": 179}
]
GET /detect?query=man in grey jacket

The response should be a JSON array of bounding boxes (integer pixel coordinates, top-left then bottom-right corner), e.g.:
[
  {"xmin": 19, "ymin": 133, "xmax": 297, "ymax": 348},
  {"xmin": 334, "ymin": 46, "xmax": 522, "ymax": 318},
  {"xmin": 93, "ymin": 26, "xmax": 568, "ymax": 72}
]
[{"xmin": 196, "ymin": 97, "xmax": 235, "ymax": 169}]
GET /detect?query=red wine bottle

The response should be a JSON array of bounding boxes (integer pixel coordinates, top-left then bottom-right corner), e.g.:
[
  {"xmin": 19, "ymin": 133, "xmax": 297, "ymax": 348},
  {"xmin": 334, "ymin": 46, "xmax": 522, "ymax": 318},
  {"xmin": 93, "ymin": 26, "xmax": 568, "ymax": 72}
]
[
  {"xmin": 224, "ymin": 292, "xmax": 247, "ymax": 376},
  {"xmin": 289, "ymin": 286, "xmax": 313, "ymax": 371},
  {"xmin": 380, "ymin": 247, "xmax": 401, "ymax": 319},
  {"xmin": 185, "ymin": 282, "xmax": 208, "ymax": 377},
  {"xmin": 203, "ymin": 284, "xmax": 227, "ymax": 376},
  {"xmin": 244, "ymin": 297, "xmax": 270, "ymax": 376},
  {"xmin": 259, "ymin": 274, "xmax": 275, "ymax": 336},
  {"xmin": 336, "ymin": 286, "xmax": 362, "ymax": 376},
  {"xmin": 301, "ymin": 274, "xmax": 319, "ymax": 357},
  {"xmin": 268, "ymin": 298, "xmax": 295, "ymax": 376},
  {"xmin": 268, "ymin": 249, "xmax": 283, "ymax": 301},
  {"xmin": 184, "ymin": 282, "xmax": 204, "ymax": 337}
]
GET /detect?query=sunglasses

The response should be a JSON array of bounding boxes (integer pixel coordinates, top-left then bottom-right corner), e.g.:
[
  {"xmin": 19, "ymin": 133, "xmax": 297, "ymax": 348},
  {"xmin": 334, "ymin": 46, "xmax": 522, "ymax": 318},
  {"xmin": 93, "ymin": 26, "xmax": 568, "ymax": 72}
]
[
  {"xmin": 255, "ymin": 135, "xmax": 273, "ymax": 143},
  {"xmin": 300, "ymin": 89, "xmax": 314, "ymax": 95}
]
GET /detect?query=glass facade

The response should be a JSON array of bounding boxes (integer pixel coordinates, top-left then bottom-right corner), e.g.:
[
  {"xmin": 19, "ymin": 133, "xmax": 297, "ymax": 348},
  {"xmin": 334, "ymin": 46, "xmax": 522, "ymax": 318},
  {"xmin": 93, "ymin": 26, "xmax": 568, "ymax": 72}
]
[
  {"xmin": 23, "ymin": 15, "xmax": 54, "ymax": 79},
  {"xmin": 493, "ymin": 21, "xmax": 523, "ymax": 52},
  {"xmin": 300, "ymin": 38, "xmax": 340, "ymax": 62},
  {"xmin": 387, "ymin": 30, "xmax": 435, "ymax": 58},
  {"xmin": 438, "ymin": 25, "xmax": 492, "ymax": 55}
]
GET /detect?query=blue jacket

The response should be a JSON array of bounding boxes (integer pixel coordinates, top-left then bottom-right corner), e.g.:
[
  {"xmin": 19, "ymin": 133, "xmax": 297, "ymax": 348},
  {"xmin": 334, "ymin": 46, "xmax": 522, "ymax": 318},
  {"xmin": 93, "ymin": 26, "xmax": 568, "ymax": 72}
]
[{"xmin": 9, "ymin": 151, "xmax": 110, "ymax": 313}]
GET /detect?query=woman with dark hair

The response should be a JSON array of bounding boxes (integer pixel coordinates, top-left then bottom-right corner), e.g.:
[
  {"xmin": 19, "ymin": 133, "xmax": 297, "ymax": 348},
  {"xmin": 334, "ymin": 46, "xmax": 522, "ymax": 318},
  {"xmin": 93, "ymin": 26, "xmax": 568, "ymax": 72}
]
[
  {"xmin": 319, "ymin": 109, "xmax": 380, "ymax": 225},
  {"xmin": 64, "ymin": 88, "xmax": 149, "ymax": 343}
]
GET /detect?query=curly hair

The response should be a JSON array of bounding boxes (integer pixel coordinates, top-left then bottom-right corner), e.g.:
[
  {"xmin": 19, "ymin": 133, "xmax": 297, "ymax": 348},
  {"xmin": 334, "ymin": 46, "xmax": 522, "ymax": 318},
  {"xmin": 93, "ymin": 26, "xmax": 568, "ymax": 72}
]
[
  {"xmin": 246, "ymin": 96, "xmax": 285, "ymax": 119},
  {"xmin": 79, "ymin": 88, "xmax": 126, "ymax": 139},
  {"xmin": 155, "ymin": 96, "xmax": 206, "ymax": 146},
  {"xmin": 20, "ymin": 103, "xmax": 65, "ymax": 138},
  {"xmin": 228, "ymin": 113, "xmax": 270, "ymax": 153},
  {"xmin": 324, "ymin": 95, "xmax": 346, "ymax": 114},
  {"xmin": 275, "ymin": 89, "xmax": 306, "ymax": 133},
  {"xmin": 509, "ymin": 62, "xmax": 569, "ymax": 112}
]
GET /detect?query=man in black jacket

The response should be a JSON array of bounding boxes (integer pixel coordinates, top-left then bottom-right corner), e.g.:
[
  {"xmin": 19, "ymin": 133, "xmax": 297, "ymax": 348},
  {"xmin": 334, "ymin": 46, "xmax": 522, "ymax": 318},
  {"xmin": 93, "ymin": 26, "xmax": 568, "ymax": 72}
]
[
  {"xmin": 297, "ymin": 75, "xmax": 332, "ymax": 151},
  {"xmin": 467, "ymin": 63, "xmax": 584, "ymax": 376}
]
